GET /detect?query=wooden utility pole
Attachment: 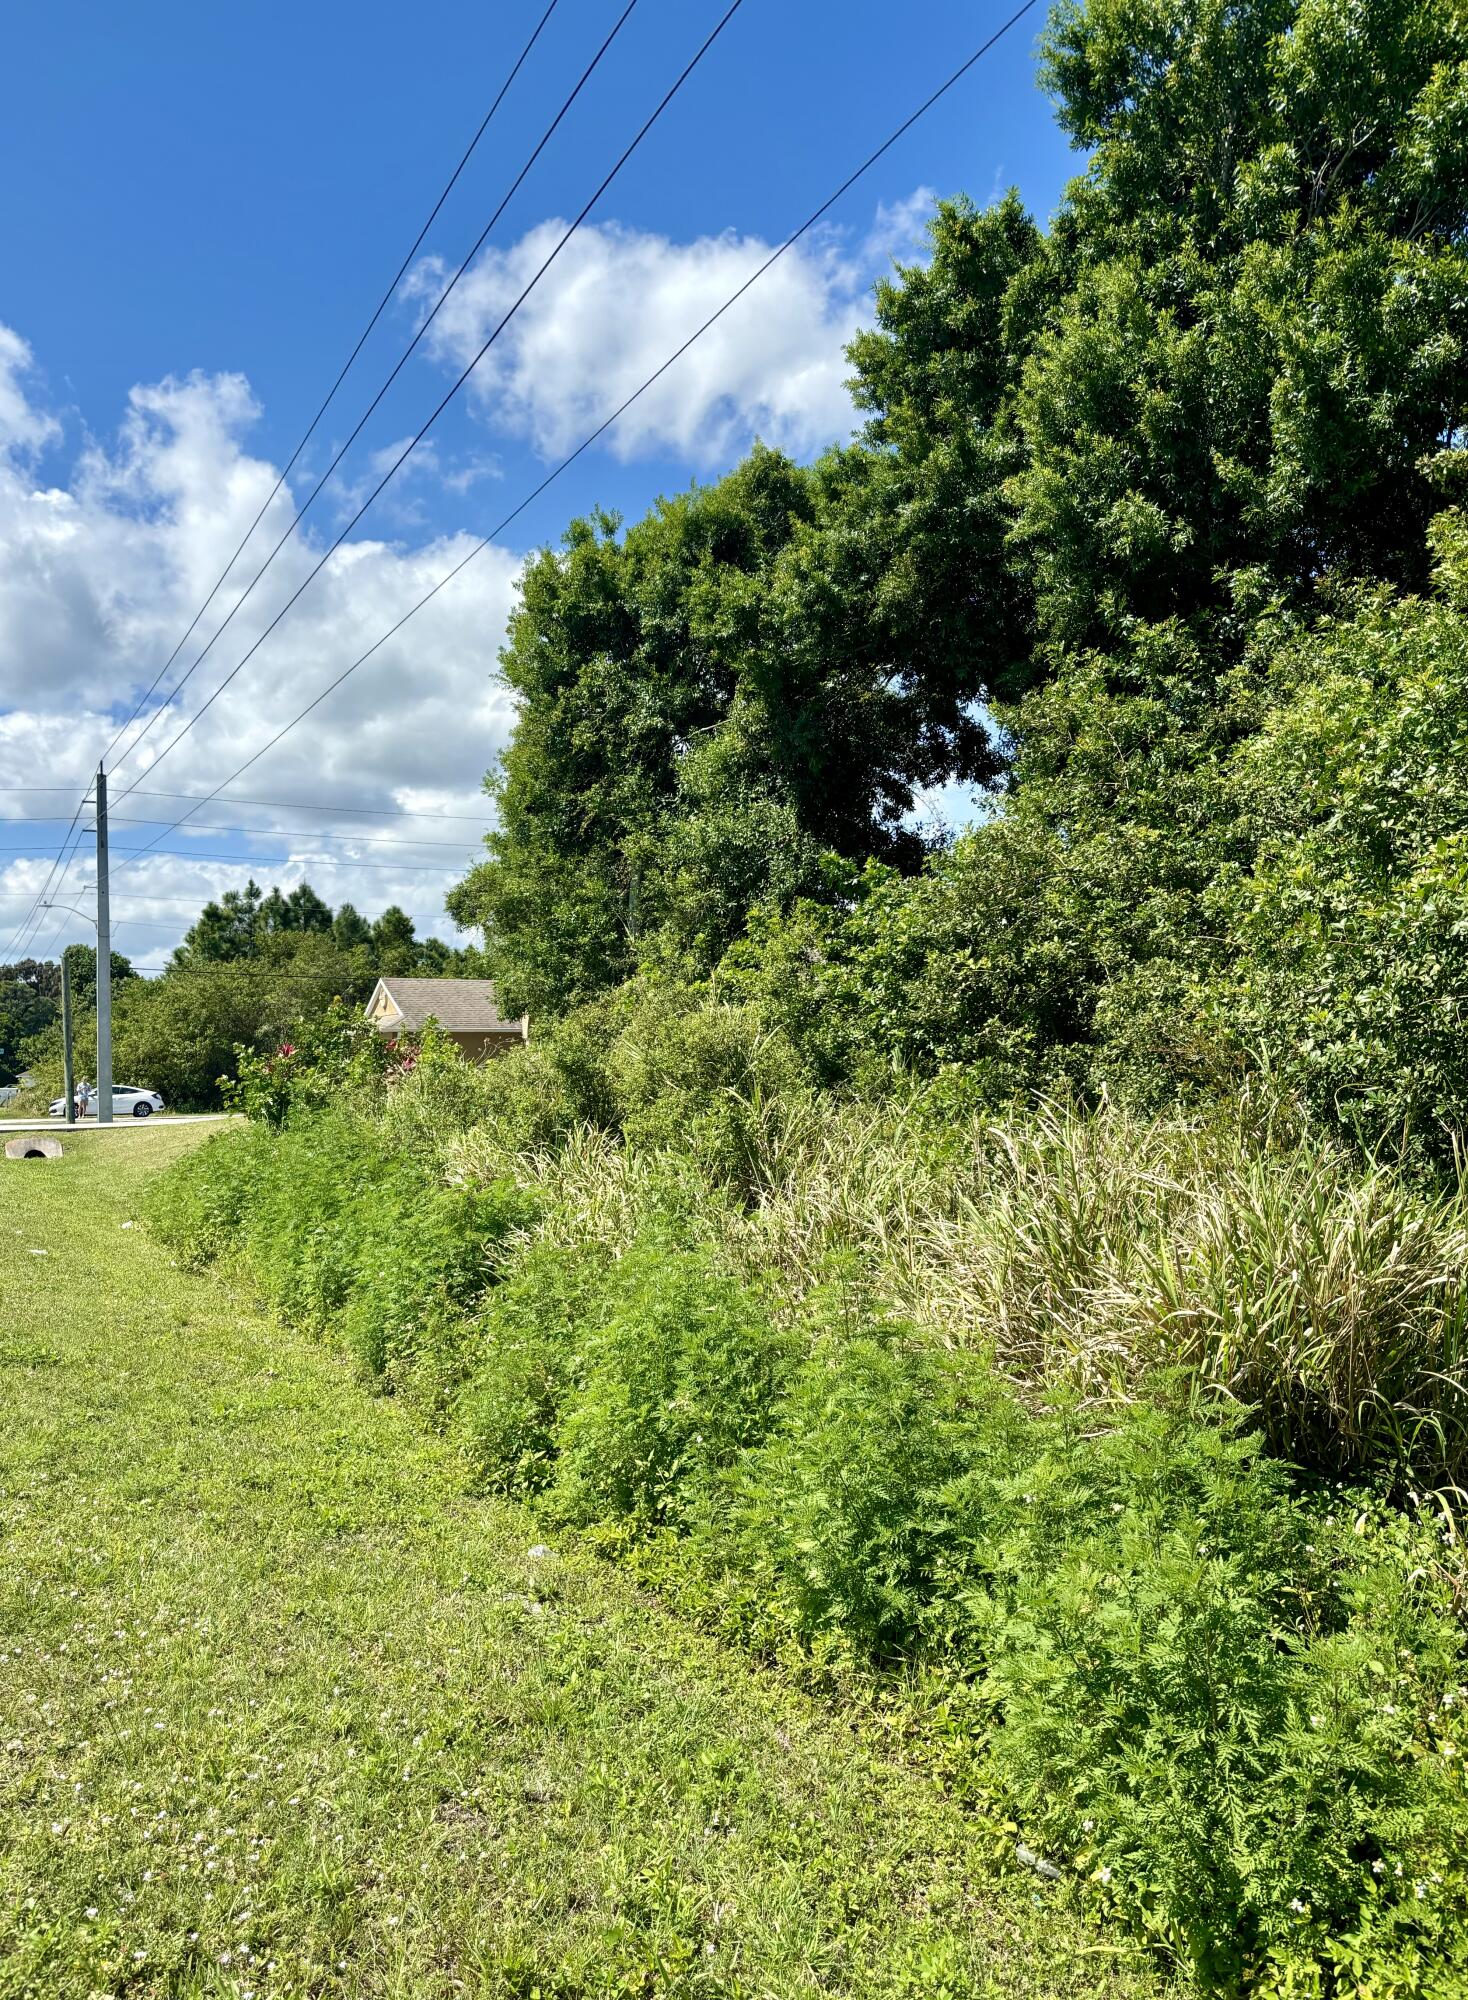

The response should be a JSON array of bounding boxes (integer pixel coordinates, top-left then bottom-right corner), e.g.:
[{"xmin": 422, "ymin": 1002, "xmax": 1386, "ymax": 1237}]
[
  {"xmin": 61, "ymin": 953, "xmax": 75, "ymax": 1125},
  {"xmin": 94, "ymin": 764, "xmax": 113, "ymax": 1126}
]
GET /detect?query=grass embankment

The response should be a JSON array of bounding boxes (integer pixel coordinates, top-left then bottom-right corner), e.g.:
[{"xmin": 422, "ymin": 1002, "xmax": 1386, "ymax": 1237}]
[
  {"xmin": 0, "ymin": 1129, "xmax": 1150, "ymax": 2000},
  {"xmin": 153, "ymin": 1045, "xmax": 1468, "ymax": 1996}
]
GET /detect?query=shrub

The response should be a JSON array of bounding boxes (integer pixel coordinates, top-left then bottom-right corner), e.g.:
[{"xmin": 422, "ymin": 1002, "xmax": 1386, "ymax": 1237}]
[
  {"xmin": 456, "ymin": 1243, "xmax": 611, "ymax": 1494},
  {"xmin": 701, "ymin": 1327, "xmax": 1005, "ymax": 1661},
  {"xmin": 1216, "ymin": 532, "xmax": 1468, "ymax": 1172},
  {"xmin": 552, "ymin": 1240, "xmax": 797, "ymax": 1528},
  {"xmin": 710, "ymin": 1348, "xmax": 1468, "ymax": 1989},
  {"xmin": 152, "ymin": 1109, "xmax": 529, "ymax": 1399},
  {"xmin": 945, "ymin": 1405, "xmax": 1468, "ymax": 1991},
  {"xmin": 227, "ymin": 999, "xmax": 393, "ymax": 1127},
  {"xmin": 146, "ymin": 1122, "xmax": 273, "ymax": 1267}
]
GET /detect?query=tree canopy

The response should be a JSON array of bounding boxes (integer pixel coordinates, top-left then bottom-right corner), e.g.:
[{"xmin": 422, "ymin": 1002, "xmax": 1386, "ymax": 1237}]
[{"xmin": 452, "ymin": 0, "xmax": 1467, "ymax": 1031}]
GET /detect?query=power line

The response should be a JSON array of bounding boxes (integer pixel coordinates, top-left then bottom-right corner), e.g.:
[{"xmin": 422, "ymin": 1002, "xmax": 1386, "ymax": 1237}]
[
  {"xmin": 104, "ymin": 846, "xmax": 465, "ymax": 873},
  {"xmin": 6, "ymin": 834, "xmax": 473, "ymax": 863},
  {"xmin": 109, "ymin": 0, "xmax": 644, "ymax": 783},
  {"xmin": 3, "ymin": 808, "xmax": 91, "ymax": 963},
  {"xmin": 4, "ymin": 787, "xmax": 494, "ymax": 821},
  {"xmin": 132, "ymin": 790, "xmax": 495, "ymax": 823},
  {"xmin": 3, "ymin": 9, "xmax": 559, "ymax": 963},
  {"xmin": 96, "ymin": 0, "xmax": 565, "ymax": 775},
  {"xmin": 106, "ymin": 892, "xmax": 458, "ymax": 914},
  {"xmin": 107, "ymin": 816, "xmax": 477, "ymax": 850},
  {"xmin": 2, "ymin": 824, "xmax": 473, "ymax": 848},
  {"xmin": 124, "ymin": 0, "xmax": 1039, "ymax": 856},
  {"xmin": 120, "ymin": 965, "xmax": 466, "ymax": 979},
  {"xmin": 1, "ymin": 794, "xmax": 89, "ymax": 957},
  {"xmin": 109, "ymin": 0, "xmax": 746, "ymax": 807}
]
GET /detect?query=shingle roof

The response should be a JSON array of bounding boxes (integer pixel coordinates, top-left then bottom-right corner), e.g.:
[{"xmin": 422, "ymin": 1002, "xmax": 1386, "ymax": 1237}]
[{"xmin": 369, "ymin": 977, "xmax": 523, "ymax": 1035}]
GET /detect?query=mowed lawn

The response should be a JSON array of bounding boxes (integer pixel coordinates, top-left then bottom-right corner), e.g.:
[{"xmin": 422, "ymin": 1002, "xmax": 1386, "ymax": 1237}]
[{"xmin": 0, "ymin": 1130, "xmax": 1160, "ymax": 2000}]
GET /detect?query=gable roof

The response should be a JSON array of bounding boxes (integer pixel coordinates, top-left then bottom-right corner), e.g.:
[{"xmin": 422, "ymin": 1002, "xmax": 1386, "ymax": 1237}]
[{"xmin": 367, "ymin": 977, "xmax": 524, "ymax": 1036}]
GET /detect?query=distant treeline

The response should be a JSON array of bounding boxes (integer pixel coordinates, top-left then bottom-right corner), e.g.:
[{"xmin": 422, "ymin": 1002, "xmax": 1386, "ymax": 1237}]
[{"xmin": 3, "ymin": 883, "xmax": 483, "ymax": 1106}]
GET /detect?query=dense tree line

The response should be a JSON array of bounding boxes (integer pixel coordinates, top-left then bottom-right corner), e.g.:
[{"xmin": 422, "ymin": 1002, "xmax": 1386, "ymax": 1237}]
[
  {"xmin": 0, "ymin": 948, "xmax": 136, "ymax": 1084},
  {"xmin": 451, "ymin": 0, "xmax": 1468, "ymax": 1167},
  {"xmin": 10, "ymin": 884, "xmax": 483, "ymax": 1109}
]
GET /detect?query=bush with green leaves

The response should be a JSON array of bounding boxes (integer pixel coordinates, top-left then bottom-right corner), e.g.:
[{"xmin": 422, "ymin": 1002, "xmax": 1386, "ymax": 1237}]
[
  {"xmin": 936, "ymin": 1402, "xmax": 1468, "ymax": 1990},
  {"xmin": 456, "ymin": 1242, "xmax": 611, "ymax": 1495},
  {"xmin": 144, "ymin": 1119, "xmax": 274, "ymax": 1270},
  {"xmin": 698, "ymin": 1322, "xmax": 1005, "ymax": 1662},
  {"xmin": 550, "ymin": 1239, "xmax": 797, "ymax": 1528},
  {"xmin": 150, "ymin": 1112, "xmax": 530, "ymax": 1399},
  {"xmin": 696, "ymin": 1342, "xmax": 1468, "ymax": 1990},
  {"xmin": 1212, "ymin": 525, "xmax": 1468, "ymax": 1174}
]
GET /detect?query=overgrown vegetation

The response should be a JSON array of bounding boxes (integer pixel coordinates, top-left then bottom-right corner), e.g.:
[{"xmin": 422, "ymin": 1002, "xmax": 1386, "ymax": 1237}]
[
  {"xmin": 149, "ymin": 0, "xmax": 1468, "ymax": 1987},
  {"xmin": 448, "ymin": 0, "xmax": 1468, "ymax": 1167},
  {"xmin": 152, "ymin": 1016, "xmax": 1468, "ymax": 1994},
  {"xmin": 7, "ymin": 1134, "xmax": 1151, "ymax": 2000}
]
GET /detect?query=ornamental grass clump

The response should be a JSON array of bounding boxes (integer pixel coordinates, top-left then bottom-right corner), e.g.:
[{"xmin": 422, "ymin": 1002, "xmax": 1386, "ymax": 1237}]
[{"xmin": 922, "ymin": 1102, "xmax": 1468, "ymax": 1484}]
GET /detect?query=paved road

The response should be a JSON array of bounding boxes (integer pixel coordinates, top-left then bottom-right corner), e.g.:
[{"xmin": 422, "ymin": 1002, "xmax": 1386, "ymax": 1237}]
[{"xmin": 0, "ymin": 1112, "xmax": 235, "ymax": 1132}]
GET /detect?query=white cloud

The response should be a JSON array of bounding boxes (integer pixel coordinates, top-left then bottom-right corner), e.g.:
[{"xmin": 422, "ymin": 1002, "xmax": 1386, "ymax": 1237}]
[
  {"xmin": 404, "ymin": 213, "xmax": 891, "ymax": 467},
  {"xmin": 0, "ymin": 335, "xmax": 517, "ymax": 962},
  {"xmin": 0, "ymin": 326, "xmax": 61, "ymax": 458},
  {"xmin": 0, "ymin": 190, "xmax": 942, "ymax": 960},
  {"xmin": 863, "ymin": 186, "xmax": 938, "ymax": 266}
]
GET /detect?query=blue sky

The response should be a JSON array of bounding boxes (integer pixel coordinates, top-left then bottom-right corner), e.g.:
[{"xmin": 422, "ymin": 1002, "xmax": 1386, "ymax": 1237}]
[{"xmin": 0, "ymin": 0, "xmax": 1079, "ymax": 966}]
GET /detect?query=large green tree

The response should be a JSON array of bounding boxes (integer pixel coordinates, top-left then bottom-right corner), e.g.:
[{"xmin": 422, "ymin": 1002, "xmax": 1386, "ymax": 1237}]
[
  {"xmin": 0, "ymin": 967, "xmax": 59, "ymax": 1084},
  {"xmin": 454, "ymin": 0, "xmax": 1466, "ymax": 1019},
  {"xmin": 450, "ymin": 437, "xmax": 1010, "ymax": 1014}
]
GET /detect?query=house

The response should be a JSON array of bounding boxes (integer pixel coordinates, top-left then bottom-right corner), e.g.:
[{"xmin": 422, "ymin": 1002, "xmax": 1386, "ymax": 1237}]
[{"xmin": 364, "ymin": 977, "xmax": 528, "ymax": 1062}]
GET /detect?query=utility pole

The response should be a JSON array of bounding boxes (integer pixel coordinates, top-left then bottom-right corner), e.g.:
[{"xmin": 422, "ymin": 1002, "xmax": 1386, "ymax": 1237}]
[
  {"xmin": 61, "ymin": 952, "xmax": 75, "ymax": 1126},
  {"xmin": 94, "ymin": 764, "xmax": 113, "ymax": 1126}
]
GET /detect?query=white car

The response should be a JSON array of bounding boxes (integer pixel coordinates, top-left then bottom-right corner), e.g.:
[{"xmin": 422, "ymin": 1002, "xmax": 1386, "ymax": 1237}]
[{"xmin": 49, "ymin": 1086, "xmax": 166, "ymax": 1119}]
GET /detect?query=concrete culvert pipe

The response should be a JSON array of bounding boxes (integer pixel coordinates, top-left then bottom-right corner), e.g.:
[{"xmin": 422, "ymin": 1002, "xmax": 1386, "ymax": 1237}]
[{"xmin": 6, "ymin": 1137, "xmax": 62, "ymax": 1161}]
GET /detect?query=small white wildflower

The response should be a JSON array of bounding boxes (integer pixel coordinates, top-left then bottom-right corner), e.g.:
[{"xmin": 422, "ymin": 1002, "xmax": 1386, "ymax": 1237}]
[
  {"xmin": 1098, "ymin": 1866, "xmax": 1113, "ymax": 1884},
  {"xmin": 84, "ymin": 1906, "xmax": 98, "ymax": 1919},
  {"xmin": 1416, "ymin": 1882, "xmax": 1428, "ymax": 1902},
  {"xmin": 1082, "ymin": 1818, "xmax": 1095, "ymax": 1832},
  {"xmin": 1289, "ymin": 1897, "xmax": 1306, "ymax": 1914},
  {"xmin": 1372, "ymin": 1860, "xmax": 1385, "ymax": 1875}
]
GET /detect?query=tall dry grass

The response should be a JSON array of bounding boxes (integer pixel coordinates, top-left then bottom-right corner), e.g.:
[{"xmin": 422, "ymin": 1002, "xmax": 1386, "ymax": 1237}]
[{"xmin": 446, "ymin": 1090, "xmax": 1468, "ymax": 1485}]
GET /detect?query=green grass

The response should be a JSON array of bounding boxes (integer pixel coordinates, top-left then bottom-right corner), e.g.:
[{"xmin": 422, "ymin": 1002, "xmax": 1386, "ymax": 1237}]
[{"xmin": 0, "ymin": 1129, "xmax": 1160, "ymax": 1999}]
